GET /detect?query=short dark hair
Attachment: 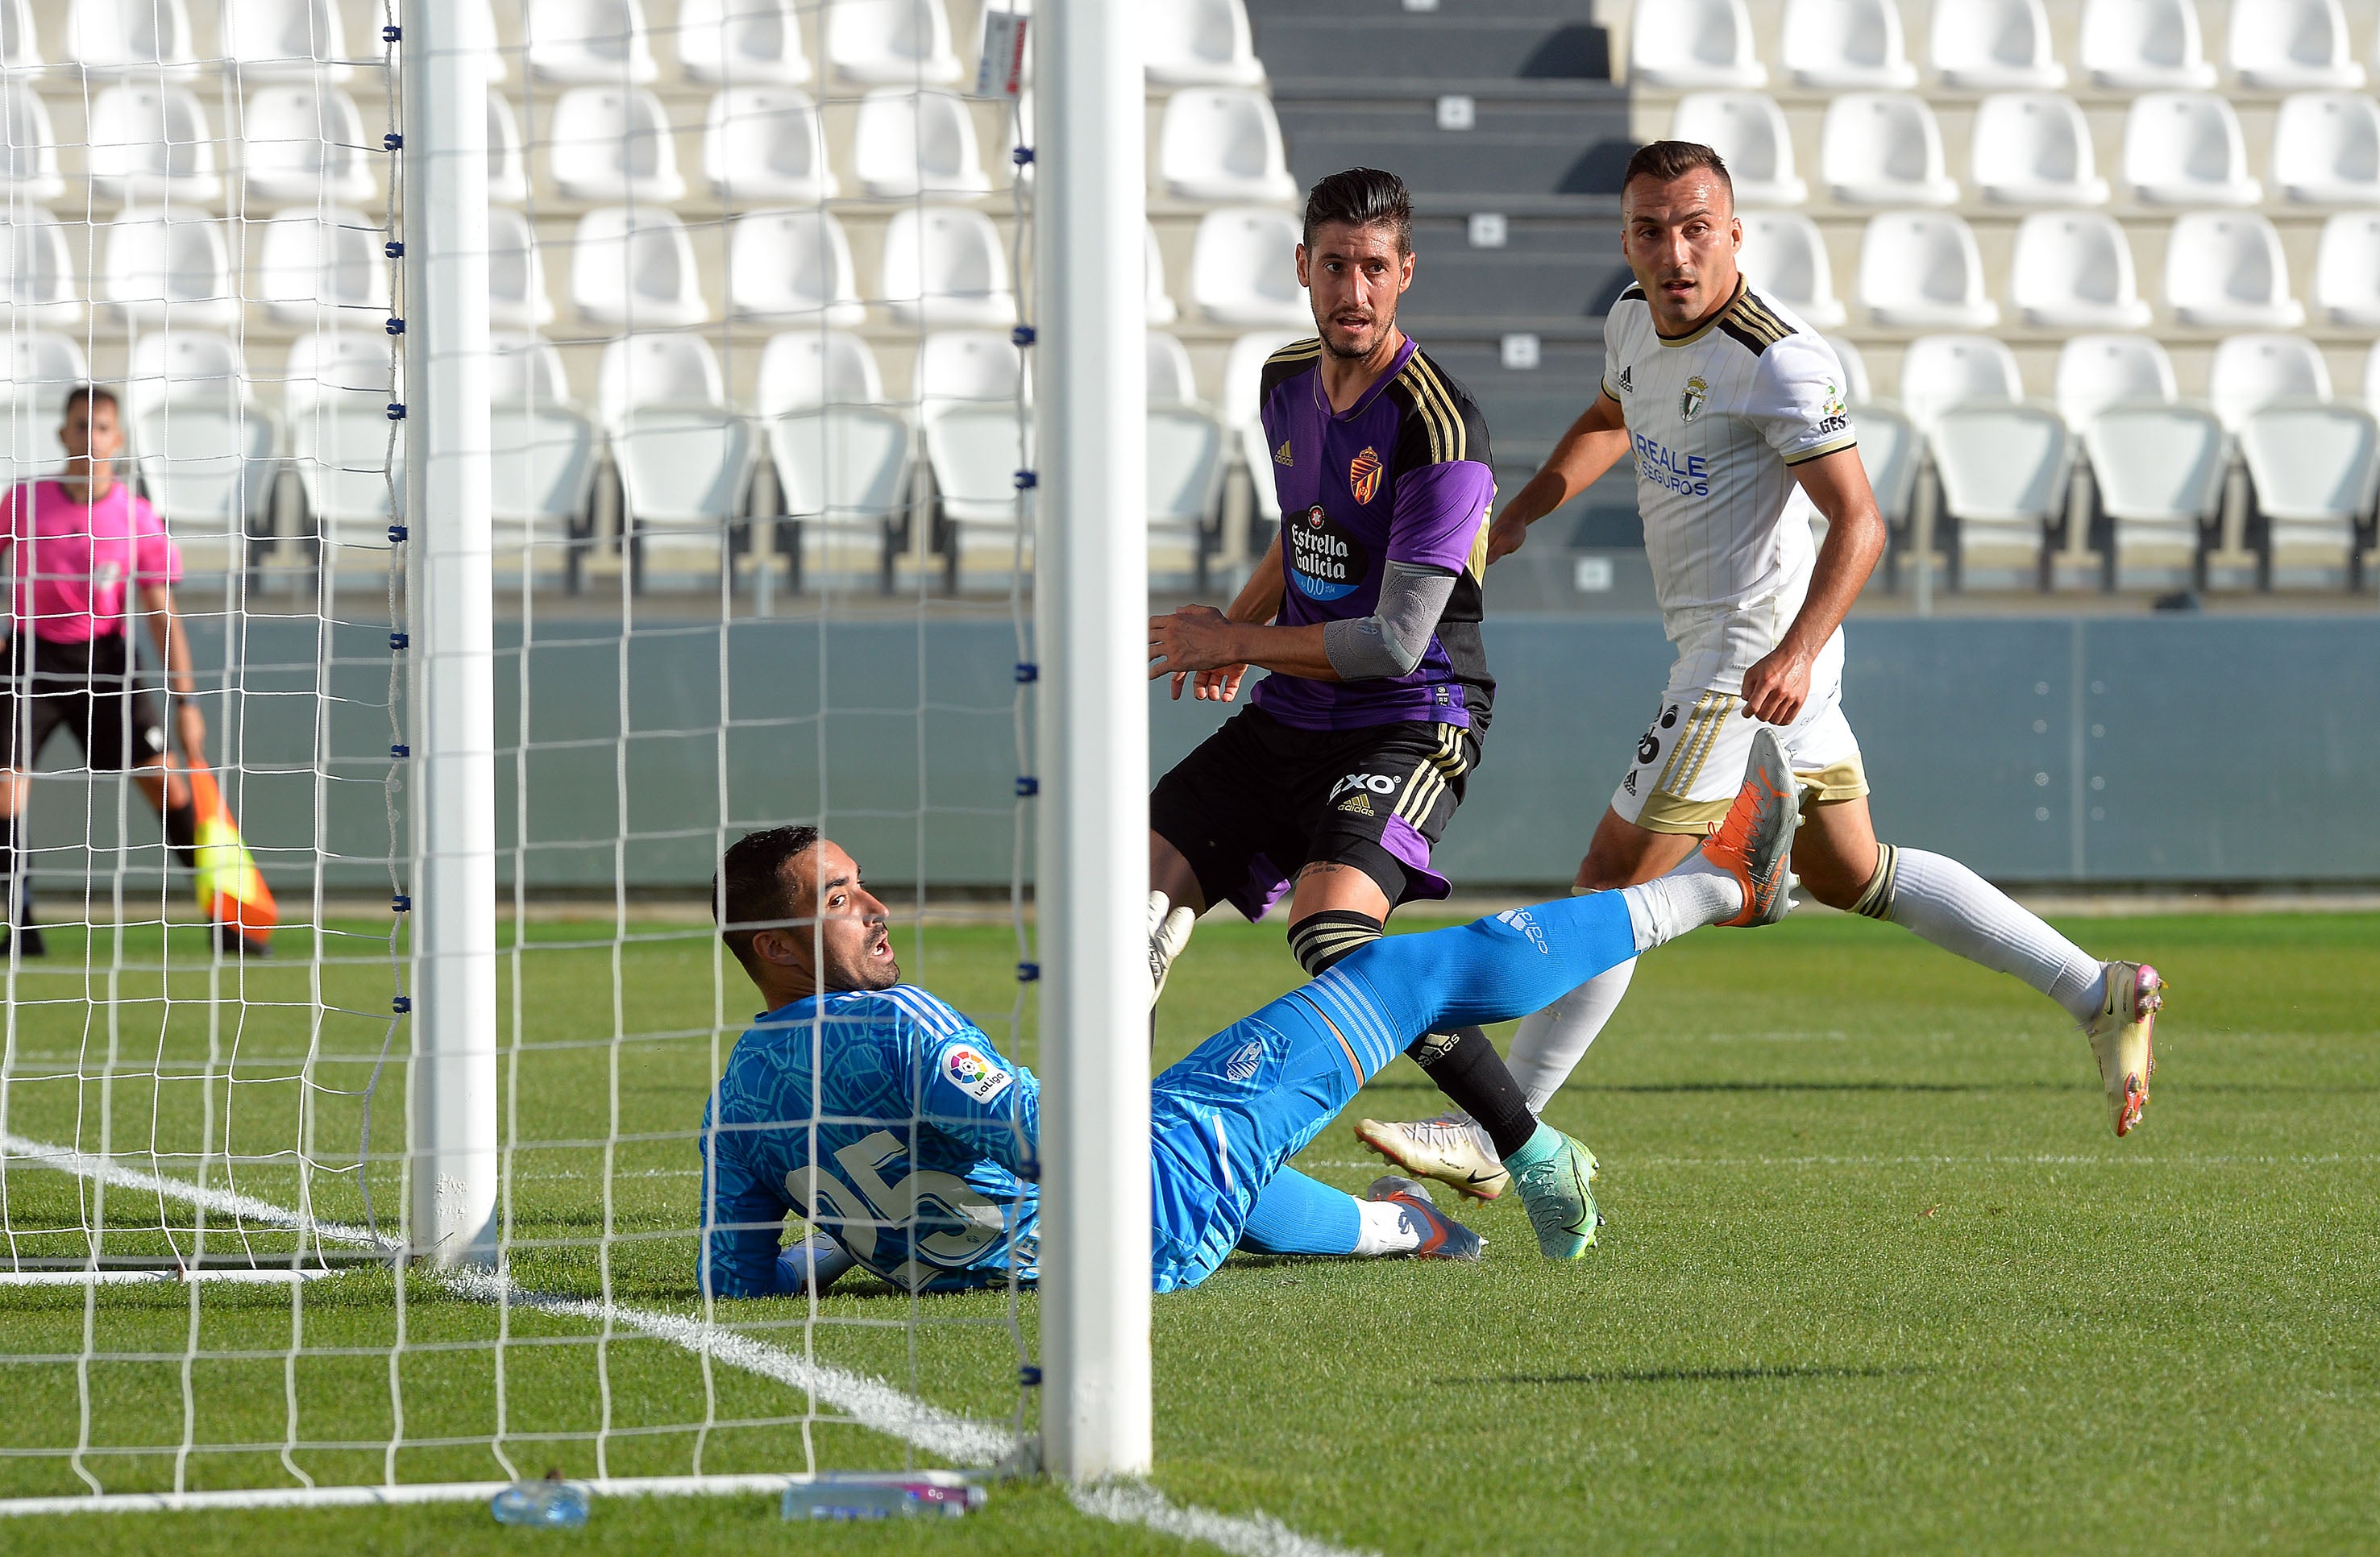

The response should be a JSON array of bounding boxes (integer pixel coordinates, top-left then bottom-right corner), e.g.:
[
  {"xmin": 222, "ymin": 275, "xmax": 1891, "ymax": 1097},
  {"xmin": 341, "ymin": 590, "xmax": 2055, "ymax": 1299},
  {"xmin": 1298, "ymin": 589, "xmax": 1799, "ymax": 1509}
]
[
  {"xmin": 712, "ymin": 824, "xmax": 821, "ymax": 977},
  {"xmin": 1302, "ymin": 167, "xmax": 1413, "ymax": 257},
  {"xmin": 64, "ymin": 383, "xmax": 119, "ymax": 419},
  {"xmin": 1622, "ymin": 140, "xmax": 1734, "ymax": 202}
]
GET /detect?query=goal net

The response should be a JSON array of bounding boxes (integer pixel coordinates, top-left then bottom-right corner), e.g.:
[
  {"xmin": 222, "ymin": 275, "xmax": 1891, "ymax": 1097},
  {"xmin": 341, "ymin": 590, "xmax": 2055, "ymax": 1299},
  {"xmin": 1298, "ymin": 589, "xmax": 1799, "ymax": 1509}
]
[{"xmin": 0, "ymin": 0, "xmax": 1126, "ymax": 1514}]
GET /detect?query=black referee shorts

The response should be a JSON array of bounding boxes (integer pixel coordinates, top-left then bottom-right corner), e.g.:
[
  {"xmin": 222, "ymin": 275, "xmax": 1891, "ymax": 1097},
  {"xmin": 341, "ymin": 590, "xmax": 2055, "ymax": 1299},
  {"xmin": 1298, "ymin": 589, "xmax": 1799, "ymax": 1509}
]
[
  {"xmin": 1150, "ymin": 704, "xmax": 1479, "ymax": 920},
  {"xmin": 0, "ymin": 633, "xmax": 170, "ymax": 774}
]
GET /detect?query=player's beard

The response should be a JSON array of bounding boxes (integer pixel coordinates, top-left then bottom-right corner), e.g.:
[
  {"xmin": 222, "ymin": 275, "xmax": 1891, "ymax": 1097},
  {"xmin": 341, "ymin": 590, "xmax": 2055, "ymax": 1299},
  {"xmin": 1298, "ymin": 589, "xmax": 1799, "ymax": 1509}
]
[{"xmin": 1319, "ymin": 305, "xmax": 1394, "ymax": 362}]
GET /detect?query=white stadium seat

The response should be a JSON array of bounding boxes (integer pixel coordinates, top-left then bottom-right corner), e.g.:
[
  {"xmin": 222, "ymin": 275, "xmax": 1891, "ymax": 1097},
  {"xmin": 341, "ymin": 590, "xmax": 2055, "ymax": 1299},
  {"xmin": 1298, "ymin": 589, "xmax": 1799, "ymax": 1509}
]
[
  {"xmin": 222, "ymin": 0, "xmax": 351, "ymax": 81},
  {"xmin": 1628, "ymin": 0, "xmax": 1765, "ymax": 88},
  {"xmin": 488, "ymin": 90, "xmax": 529, "ymax": 204},
  {"xmin": 244, "ymin": 83, "xmax": 376, "ymax": 203},
  {"xmin": 1148, "ymin": 330, "xmax": 1199, "ymax": 405},
  {"xmin": 880, "ymin": 206, "xmax": 1016, "ymax": 327},
  {"xmin": 2225, "ymin": 0, "xmax": 2365, "ymax": 89},
  {"xmin": 1144, "ymin": 0, "xmax": 1265, "ymax": 87},
  {"xmin": 2121, "ymin": 93, "xmax": 2261, "ymax": 206},
  {"xmin": 0, "ymin": 79, "xmax": 61, "ymax": 201},
  {"xmin": 2079, "ymin": 0, "xmax": 2215, "ymax": 89},
  {"xmin": 1971, "ymin": 93, "xmax": 2109, "ymax": 206},
  {"xmin": 1820, "ymin": 93, "xmax": 1957, "ymax": 206},
  {"xmin": 852, "ymin": 88, "xmax": 991, "ymax": 200},
  {"xmin": 1737, "ymin": 211, "xmax": 1846, "ymax": 326},
  {"xmin": 2084, "ymin": 401, "xmax": 2227, "ymax": 580},
  {"xmin": 0, "ymin": 210, "xmax": 81, "ymax": 325},
  {"xmin": 0, "ymin": 334, "xmax": 83, "ymax": 494},
  {"xmin": 86, "ymin": 85, "xmax": 218, "ymax": 202},
  {"xmin": 1824, "ymin": 334, "xmax": 1872, "ymax": 404},
  {"xmin": 1927, "ymin": 0, "xmax": 2065, "ymax": 89},
  {"xmin": 67, "ymin": 0, "xmax": 197, "ymax": 76},
  {"xmin": 569, "ymin": 206, "xmax": 708, "ymax": 328},
  {"xmin": 126, "ymin": 336, "xmax": 276, "ymax": 542},
  {"xmin": 1148, "ymin": 405, "xmax": 1227, "ymax": 580},
  {"xmin": 549, "ymin": 86, "xmax": 685, "ymax": 203},
  {"xmin": 728, "ymin": 209, "xmax": 866, "ymax": 326},
  {"xmin": 1856, "ymin": 403, "xmax": 1923, "ymax": 525},
  {"xmin": 924, "ymin": 404, "xmax": 1031, "ymax": 580},
  {"xmin": 0, "ymin": 0, "xmax": 36, "ymax": 70},
  {"xmin": 1190, "ymin": 206, "xmax": 1309, "ymax": 328},
  {"xmin": 525, "ymin": 0, "xmax": 658, "ymax": 84},
  {"xmin": 757, "ymin": 330, "xmax": 884, "ymax": 413},
  {"xmin": 914, "ymin": 329, "xmax": 1024, "ymax": 418},
  {"xmin": 1779, "ymin": 0, "xmax": 1917, "ymax": 89},
  {"xmin": 1898, "ymin": 334, "xmax": 2023, "ymax": 431},
  {"xmin": 468, "ymin": 0, "xmax": 505, "ymax": 83},
  {"xmin": 255, "ymin": 207, "xmax": 387, "ymax": 325},
  {"xmin": 1223, "ymin": 328, "xmax": 1304, "ymax": 518},
  {"xmin": 598, "ymin": 331, "xmax": 724, "ymax": 423},
  {"xmin": 2009, "ymin": 212, "xmax": 2151, "ymax": 330},
  {"xmin": 2237, "ymin": 398, "xmax": 2379, "ymax": 581},
  {"xmin": 1672, "ymin": 93, "xmax": 1807, "ymax": 206},
  {"xmin": 2054, "ymin": 334, "xmax": 2177, "ymax": 429},
  {"xmin": 766, "ymin": 401, "xmax": 916, "ymax": 591},
  {"xmin": 2270, "ymin": 93, "xmax": 2380, "ymax": 205},
  {"xmin": 2207, "ymin": 333, "xmax": 2330, "ymax": 430},
  {"xmin": 704, "ymin": 87, "xmax": 836, "ymax": 202},
  {"xmin": 596, "ymin": 334, "xmax": 752, "ymax": 571},
  {"xmin": 285, "ymin": 329, "xmax": 399, "ymax": 534},
  {"xmin": 2315, "ymin": 213, "xmax": 2380, "ymax": 325},
  {"xmin": 827, "ymin": 0, "xmax": 961, "ymax": 86},
  {"xmin": 104, "ymin": 207, "xmax": 236, "ymax": 326},
  {"xmin": 489, "ymin": 380, "xmax": 600, "ymax": 584},
  {"xmin": 488, "ymin": 331, "xmax": 571, "ymax": 405},
  {"xmin": 1159, "ymin": 88, "xmax": 1298, "ymax": 204},
  {"xmin": 488, "ymin": 207, "xmax": 555, "ymax": 328},
  {"xmin": 2163, "ymin": 213, "xmax": 2304, "ymax": 330},
  {"xmin": 1930, "ymin": 401, "xmax": 2073, "ymax": 583},
  {"xmin": 126, "ymin": 331, "xmax": 246, "ymax": 413},
  {"xmin": 676, "ymin": 0, "xmax": 808, "ymax": 84},
  {"xmin": 1857, "ymin": 212, "xmax": 1998, "ymax": 330}
]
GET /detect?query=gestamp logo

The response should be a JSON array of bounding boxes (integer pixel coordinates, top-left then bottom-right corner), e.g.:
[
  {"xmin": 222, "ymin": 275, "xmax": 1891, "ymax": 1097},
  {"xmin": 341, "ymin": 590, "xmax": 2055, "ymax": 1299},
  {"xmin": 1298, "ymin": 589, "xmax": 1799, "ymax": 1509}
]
[{"xmin": 1349, "ymin": 446, "xmax": 1383, "ymax": 504}]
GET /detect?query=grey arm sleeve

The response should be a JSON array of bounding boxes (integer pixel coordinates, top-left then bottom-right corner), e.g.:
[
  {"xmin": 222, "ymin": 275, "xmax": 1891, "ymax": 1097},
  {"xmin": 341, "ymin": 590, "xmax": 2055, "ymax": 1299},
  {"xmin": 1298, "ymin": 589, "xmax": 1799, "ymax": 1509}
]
[{"xmin": 1322, "ymin": 560, "xmax": 1458, "ymax": 679}]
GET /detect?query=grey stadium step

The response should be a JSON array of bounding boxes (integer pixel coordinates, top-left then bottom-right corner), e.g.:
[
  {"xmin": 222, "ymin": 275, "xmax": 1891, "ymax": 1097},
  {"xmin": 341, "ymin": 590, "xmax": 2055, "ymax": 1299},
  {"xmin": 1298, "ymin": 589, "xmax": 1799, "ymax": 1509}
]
[
  {"xmin": 1244, "ymin": 6, "xmax": 1612, "ymax": 86},
  {"xmin": 1272, "ymin": 103, "xmax": 1634, "ymax": 205}
]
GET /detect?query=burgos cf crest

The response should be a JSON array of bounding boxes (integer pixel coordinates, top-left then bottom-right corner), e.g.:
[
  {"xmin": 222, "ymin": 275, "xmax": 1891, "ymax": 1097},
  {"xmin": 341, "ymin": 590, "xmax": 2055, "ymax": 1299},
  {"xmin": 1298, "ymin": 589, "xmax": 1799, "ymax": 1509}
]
[
  {"xmin": 1680, "ymin": 376, "xmax": 1709, "ymax": 422},
  {"xmin": 1348, "ymin": 446, "xmax": 1383, "ymax": 504}
]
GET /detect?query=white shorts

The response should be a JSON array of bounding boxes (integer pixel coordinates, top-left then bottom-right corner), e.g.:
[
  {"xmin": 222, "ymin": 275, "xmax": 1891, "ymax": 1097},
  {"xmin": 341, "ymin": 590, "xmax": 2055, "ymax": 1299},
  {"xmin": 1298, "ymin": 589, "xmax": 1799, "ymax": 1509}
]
[{"xmin": 1609, "ymin": 629, "xmax": 1868, "ymax": 834}]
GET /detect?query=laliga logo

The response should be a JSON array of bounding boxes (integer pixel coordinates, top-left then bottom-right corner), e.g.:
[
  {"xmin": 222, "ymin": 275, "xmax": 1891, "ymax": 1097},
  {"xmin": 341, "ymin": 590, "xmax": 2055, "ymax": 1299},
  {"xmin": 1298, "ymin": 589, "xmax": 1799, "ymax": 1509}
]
[{"xmin": 1348, "ymin": 446, "xmax": 1383, "ymax": 504}]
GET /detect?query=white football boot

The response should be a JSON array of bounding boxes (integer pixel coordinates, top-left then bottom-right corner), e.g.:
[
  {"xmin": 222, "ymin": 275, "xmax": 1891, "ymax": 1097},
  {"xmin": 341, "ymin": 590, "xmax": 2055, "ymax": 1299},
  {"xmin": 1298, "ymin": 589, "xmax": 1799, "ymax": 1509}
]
[
  {"xmin": 1144, "ymin": 891, "xmax": 1195, "ymax": 1011},
  {"xmin": 2084, "ymin": 960, "xmax": 2163, "ymax": 1137},
  {"xmin": 1352, "ymin": 1111, "xmax": 1510, "ymax": 1201}
]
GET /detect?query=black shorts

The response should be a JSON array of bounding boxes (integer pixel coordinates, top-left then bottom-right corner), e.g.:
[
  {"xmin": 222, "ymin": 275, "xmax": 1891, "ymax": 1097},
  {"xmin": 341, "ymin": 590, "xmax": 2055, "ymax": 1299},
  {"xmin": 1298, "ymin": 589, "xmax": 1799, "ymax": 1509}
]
[
  {"xmin": 1150, "ymin": 704, "xmax": 1480, "ymax": 920},
  {"xmin": 0, "ymin": 633, "xmax": 169, "ymax": 774}
]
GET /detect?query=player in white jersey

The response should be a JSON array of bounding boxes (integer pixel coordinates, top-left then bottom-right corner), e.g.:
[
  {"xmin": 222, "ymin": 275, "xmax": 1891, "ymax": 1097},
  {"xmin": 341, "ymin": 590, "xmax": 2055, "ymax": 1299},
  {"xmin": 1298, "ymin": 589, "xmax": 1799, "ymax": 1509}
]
[{"xmin": 1355, "ymin": 142, "xmax": 2162, "ymax": 1205}]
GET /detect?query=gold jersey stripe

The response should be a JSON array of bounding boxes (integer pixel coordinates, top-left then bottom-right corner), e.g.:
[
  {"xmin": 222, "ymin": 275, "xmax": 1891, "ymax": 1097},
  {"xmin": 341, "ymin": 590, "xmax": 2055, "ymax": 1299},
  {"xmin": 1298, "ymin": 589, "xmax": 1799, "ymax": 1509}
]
[{"xmin": 1403, "ymin": 353, "xmax": 1469, "ymax": 464}]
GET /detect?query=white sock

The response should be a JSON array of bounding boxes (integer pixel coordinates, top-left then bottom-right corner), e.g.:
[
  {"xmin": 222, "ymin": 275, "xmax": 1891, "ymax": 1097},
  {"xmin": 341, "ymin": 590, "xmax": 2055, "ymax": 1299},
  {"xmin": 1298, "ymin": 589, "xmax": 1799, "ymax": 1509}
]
[
  {"xmin": 1883, "ymin": 849, "xmax": 2106, "ymax": 1022},
  {"xmin": 1507, "ymin": 959, "xmax": 1636, "ymax": 1115},
  {"xmin": 1352, "ymin": 1196, "xmax": 1425, "ymax": 1256},
  {"xmin": 1619, "ymin": 852, "xmax": 1744, "ymax": 953}
]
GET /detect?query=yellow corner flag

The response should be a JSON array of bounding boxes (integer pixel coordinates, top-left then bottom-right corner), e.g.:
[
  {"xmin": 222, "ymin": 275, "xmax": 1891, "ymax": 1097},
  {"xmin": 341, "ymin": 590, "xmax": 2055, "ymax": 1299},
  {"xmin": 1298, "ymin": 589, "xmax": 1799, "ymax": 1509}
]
[{"xmin": 186, "ymin": 764, "xmax": 276, "ymax": 953}]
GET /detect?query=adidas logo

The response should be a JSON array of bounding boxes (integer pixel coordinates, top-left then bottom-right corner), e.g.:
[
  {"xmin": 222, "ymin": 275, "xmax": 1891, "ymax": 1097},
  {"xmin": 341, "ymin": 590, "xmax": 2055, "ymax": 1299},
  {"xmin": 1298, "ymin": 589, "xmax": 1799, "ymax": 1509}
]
[
  {"xmin": 1273, "ymin": 439, "xmax": 1294, "ymax": 467},
  {"xmin": 1493, "ymin": 907, "xmax": 1551, "ymax": 954},
  {"xmin": 1338, "ymin": 792, "xmax": 1373, "ymax": 816},
  {"xmin": 1615, "ymin": 364, "xmax": 1634, "ymax": 394}
]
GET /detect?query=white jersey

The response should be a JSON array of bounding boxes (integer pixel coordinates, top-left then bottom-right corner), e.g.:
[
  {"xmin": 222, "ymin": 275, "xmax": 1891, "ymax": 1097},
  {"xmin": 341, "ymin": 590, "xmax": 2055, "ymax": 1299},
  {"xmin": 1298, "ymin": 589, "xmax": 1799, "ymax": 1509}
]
[{"xmin": 1601, "ymin": 278, "xmax": 1858, "ymax": 691}]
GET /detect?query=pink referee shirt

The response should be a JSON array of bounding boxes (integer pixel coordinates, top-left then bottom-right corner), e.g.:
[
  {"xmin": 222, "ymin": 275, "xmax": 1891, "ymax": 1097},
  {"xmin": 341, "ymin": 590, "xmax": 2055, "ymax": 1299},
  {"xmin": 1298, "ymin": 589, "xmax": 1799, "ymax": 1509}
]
[{"xmin": 0, "ymin": 479, "xmax": 182, "ymax": 643}]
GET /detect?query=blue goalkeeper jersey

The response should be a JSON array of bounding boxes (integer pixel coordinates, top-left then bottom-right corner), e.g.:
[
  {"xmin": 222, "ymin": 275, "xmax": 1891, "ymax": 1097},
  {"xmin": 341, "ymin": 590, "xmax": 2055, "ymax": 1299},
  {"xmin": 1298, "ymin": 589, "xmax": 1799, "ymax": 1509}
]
[{"xmin": 701, "ymin": 986, "xmax": 1040, "ymax": 1295}]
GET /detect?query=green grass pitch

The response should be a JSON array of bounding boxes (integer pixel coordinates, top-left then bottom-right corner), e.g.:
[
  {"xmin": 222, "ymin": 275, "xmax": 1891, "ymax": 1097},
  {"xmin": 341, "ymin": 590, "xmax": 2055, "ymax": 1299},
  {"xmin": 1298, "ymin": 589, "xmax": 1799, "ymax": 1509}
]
[{"xmin": 0, "ymin": 908, "xmax": 2374, "ymax": 1555}]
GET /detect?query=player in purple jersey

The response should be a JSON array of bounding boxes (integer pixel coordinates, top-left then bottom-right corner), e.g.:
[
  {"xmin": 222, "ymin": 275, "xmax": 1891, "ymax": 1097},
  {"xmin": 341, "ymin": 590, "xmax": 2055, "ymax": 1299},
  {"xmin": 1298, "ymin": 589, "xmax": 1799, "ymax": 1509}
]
[{"xmin": 1143, "ymin": 169, "xmax": 1603, "ymax": 1257}]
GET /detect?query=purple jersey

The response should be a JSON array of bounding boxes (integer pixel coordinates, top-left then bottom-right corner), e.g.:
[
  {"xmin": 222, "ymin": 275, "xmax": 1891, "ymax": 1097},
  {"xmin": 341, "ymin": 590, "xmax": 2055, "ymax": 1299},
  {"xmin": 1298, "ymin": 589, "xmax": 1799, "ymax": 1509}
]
[{"xmin": 1249, "ymin": 336, "xmax": 1497, "ymax": 733}]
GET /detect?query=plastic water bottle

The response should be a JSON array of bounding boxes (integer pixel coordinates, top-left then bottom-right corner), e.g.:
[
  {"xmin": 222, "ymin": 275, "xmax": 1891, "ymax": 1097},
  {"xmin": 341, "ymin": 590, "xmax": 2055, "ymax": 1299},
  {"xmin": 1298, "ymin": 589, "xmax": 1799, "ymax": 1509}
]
[
  {"xmin": 491, "ymin": 1474, "xmax": 592, "ymax": 1528},
  {"xmin": 781, "ymin": 1475, "xmax": 985, "ymax": 1522}
]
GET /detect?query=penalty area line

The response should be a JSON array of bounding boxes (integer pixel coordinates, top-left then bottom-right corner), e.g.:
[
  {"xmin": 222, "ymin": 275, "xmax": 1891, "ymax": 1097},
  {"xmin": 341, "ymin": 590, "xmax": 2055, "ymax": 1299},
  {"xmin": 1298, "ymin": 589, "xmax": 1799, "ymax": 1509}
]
[{"xmin": 0, "ymin": 1134, "xmax": 1371, "ymax": 1556}]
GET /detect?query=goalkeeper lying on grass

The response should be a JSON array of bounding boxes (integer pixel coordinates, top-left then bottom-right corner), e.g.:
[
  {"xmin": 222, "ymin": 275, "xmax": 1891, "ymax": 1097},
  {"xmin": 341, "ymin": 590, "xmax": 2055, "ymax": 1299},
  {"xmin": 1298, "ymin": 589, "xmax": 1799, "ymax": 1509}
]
[{"xmin": 696, "ymin": 733, "xmax": 1801, "ymax": 1298}]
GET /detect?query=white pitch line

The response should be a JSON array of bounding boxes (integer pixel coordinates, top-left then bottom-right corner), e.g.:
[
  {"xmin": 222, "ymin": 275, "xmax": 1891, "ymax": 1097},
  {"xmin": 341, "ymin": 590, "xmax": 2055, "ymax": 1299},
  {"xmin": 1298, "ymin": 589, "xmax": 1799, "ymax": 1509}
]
[{"xmin": 0, "ymin": 1135, "xmax": 1364, "ymax": 1556}]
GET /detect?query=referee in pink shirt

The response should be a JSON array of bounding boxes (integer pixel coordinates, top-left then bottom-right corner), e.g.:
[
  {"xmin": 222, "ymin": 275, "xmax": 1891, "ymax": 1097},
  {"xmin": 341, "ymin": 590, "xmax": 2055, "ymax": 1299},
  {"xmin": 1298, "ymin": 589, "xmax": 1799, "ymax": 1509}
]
[{"xmin": 0, "ymin": 384, "xmax": 214, "ymax": 957}]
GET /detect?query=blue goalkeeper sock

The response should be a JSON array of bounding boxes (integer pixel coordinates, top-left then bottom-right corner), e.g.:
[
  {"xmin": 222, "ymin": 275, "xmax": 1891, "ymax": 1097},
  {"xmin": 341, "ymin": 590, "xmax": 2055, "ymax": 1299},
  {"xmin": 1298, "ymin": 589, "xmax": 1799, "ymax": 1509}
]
[{"xmin": 1238, "ymin": 1166, "xmax": 1362, "ymax": 1256}]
